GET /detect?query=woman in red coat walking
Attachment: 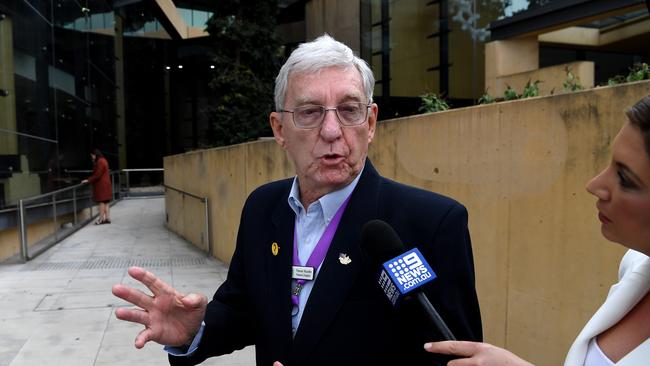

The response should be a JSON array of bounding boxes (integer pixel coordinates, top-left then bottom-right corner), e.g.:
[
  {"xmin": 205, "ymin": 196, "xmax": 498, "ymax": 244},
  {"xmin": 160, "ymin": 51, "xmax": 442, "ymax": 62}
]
[{"xmin": 82, "ymin": 149, "xmax": 113, "ymax": 224}]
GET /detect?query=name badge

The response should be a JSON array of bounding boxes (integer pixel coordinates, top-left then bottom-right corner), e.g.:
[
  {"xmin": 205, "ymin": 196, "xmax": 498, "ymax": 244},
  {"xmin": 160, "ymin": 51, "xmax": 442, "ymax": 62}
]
[{"xmin": 292, "ymin": 266, "xmax": 314, "ymax": 281}]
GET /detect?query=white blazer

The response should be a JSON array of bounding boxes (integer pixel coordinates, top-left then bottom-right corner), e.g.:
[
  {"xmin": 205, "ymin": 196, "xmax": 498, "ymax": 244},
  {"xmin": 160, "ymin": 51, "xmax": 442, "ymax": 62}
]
[{"xmin": 564, "ymin": 250, "xmax": 650, "ymax": 366}]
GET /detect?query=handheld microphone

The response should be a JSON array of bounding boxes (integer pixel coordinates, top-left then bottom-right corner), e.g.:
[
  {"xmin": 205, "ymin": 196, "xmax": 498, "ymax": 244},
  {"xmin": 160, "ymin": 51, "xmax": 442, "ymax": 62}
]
[{"xmin": 361, "ymin": 219, "xmax": 456, "ymax": 341}]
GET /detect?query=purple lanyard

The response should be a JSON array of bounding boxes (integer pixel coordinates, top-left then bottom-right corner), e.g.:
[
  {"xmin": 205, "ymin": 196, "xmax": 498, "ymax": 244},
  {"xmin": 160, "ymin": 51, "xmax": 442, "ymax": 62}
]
[{"xmin": 291, "ymin": 195, "xmax": 352, "ymax": 307}]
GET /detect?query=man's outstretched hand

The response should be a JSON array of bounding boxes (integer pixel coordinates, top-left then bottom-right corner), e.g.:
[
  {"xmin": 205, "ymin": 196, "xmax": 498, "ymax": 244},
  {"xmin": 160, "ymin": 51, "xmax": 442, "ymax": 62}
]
[{"xmin": 112, "ymin": 266, "xmax": 208, "ymax": 348}]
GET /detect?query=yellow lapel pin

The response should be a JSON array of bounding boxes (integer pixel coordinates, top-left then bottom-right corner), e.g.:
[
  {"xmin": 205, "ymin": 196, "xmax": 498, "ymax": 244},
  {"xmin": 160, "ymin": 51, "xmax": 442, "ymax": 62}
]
[{"xmin": 271, "ymin": 242, "xmax": 279, "ymax": 256}]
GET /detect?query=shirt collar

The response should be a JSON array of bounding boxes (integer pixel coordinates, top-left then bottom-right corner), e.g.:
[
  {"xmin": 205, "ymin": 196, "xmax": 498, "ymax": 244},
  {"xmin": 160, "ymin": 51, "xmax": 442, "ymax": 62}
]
[{"xmin": 288, "ymin": 165, "xmax": 364, "ymax": 223}]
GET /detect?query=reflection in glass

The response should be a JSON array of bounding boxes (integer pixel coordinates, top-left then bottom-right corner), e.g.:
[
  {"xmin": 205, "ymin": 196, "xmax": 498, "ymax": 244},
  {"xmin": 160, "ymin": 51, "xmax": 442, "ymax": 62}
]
[{"xmin": 0, "ymin": 0, "xmax": 117, "ymax": 209}]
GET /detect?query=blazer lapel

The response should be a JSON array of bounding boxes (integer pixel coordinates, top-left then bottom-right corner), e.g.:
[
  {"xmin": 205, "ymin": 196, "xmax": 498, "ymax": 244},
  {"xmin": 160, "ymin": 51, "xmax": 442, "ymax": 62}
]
[
  {"xmin": 291, "ymin": 161, "xmax": 382, "ymax": 364},
  {"xmin": 267, "ymin": 193, "xmax": 296, "ymax": 360},
  {"xmin": 565, "ymin": 253, "xmax": 650, "ymax": 366}
]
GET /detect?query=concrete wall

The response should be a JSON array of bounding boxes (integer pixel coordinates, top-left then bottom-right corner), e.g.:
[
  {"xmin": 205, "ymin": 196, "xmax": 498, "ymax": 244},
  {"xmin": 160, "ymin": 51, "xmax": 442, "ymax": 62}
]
[
  {"xmin": 163, "ymin": 142, "xmax": 294, "ymax": 261},
  {"xmin": 370, "ymin": 81, "xmax": 650, "ymax": 364},
  {"xmin": 163, "ymin": 80, "xmax": 650, "ymax": 366},
  {"xmin": 485, "ymin": 38, "xmax": 594, "ymax": 97}
]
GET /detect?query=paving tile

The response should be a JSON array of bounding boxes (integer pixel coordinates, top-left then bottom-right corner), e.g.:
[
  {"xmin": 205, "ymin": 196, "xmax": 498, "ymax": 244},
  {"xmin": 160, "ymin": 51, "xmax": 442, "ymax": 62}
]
[
  {"xmin": 94, "ymin": 344, "xmax": 169, "ymax": 366},
  {"xmin": 9, "ymin": 331, "xmax": 104, "ymax": 366},
  {"xmin": 0, "ymin": 290, "xmax": 54, "ymax": 315},
  {"xmin": 0, "ymin": 198, "xmax": 257, "ymax": 366},
  {"xmin": 65, "ymin": 275, "xmax": 124, "ymax": 291},
  {"xmin": 35, "ymin": 290, "xmax": 121, "ymax": 311}
]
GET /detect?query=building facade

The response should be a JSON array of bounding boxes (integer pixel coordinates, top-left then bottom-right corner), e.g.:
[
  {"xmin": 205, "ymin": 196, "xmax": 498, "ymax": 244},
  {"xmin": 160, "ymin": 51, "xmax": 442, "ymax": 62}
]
[{"xmin": 0, "ymin": 0, "xmax": 648, "ymax": 210}]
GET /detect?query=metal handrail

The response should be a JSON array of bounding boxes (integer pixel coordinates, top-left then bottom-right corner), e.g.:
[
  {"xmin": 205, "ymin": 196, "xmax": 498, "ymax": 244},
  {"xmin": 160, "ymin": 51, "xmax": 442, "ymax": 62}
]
[
  {"xmin": 119, "ymin": 169, "xmax": 164, "ymax": 198},
  {"xmin": 123, "ymin": 168, "xmax": 164, "ymax": 172},
  {"xmin": 20, "ymin": 182, "xmax": 86, "ymax": 203},
  {"xmin": 64, "ymin": 169, "xmax": 93, "ymax": 173},
  {"xmin": 0, "ymin": 206, "xmax": 18, "ymax": 214},
  {"xmin": 17, "ymin": 171, "xmax": 122, "ymax": 261},
  {"xmin": 164, "ymin": 184, "xmax": 207, "ymax": 201},
  {"xmin": 14, "ymin": 169, "xmax": 164, "ymax": 262},
  {"xmin": 66, "ymin": 168, "xmax": 164, "ymax": 173},
  {"xmin": 0, "ymin": 188, "xmax": 91, "ymax": 214},
  {"xmin": 7, "ymin": 195, "xmax": 92, "ymax": 212},
  {"xmin": 163, "ymin": 184, "xmax": 211, "ymax": 257}
]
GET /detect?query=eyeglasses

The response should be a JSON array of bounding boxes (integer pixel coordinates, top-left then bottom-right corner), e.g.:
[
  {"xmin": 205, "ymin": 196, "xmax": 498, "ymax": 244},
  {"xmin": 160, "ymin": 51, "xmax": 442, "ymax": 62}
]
[{"xmin": 280, "ymin": 102, "xmax": 371, "ymax": 129}]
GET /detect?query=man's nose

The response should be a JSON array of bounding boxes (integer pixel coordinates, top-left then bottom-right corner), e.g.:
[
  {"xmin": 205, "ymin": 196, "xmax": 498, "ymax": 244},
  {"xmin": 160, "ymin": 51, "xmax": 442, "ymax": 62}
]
[{"xmin": 320, "ymin": 109, "xmax": 342, "ymax": 140}]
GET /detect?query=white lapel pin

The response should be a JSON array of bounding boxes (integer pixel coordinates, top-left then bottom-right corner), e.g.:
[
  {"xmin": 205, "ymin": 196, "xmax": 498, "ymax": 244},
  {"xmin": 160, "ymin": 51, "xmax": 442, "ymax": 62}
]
[{"xmin": 338, "ymin": 253, "xmax": 352, "ymax": 265}]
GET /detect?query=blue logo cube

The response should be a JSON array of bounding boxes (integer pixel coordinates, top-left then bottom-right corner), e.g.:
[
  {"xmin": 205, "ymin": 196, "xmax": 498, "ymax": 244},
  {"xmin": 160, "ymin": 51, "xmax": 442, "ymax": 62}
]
[{"xmin": 382, "ymin": 248, "xmax": 436, "ymax": 296}]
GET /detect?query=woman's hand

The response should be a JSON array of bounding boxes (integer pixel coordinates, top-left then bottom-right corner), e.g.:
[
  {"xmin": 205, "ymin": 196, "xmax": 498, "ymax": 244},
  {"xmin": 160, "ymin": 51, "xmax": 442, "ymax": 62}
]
[{"xmin": 424, "ymin": 341, "xmax": 534, "ymax": 366}]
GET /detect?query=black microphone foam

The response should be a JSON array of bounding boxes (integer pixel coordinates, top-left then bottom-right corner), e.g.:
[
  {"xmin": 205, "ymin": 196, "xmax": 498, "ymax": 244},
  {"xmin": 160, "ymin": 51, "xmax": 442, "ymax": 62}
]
[
  {"xmin": 361, "ymin": 219, "xmax": 405, "ymax": 265},
  {"xmin": 361, "ymin": 219, "xmax": 456, "ymax": 341}
]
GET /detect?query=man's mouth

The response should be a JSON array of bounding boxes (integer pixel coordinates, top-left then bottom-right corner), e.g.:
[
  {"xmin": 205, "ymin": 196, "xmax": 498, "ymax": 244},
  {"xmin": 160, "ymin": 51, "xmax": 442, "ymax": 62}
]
[{"xmin": 320, "ymin": 154, "xmax": 345, "ymax": 164}]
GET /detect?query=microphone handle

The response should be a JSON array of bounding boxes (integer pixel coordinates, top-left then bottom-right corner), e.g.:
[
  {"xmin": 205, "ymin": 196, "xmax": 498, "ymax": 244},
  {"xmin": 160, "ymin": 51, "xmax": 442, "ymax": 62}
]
[{"xmin": 415, "ymin": 291, "xmax": 456, "ymax": 341}]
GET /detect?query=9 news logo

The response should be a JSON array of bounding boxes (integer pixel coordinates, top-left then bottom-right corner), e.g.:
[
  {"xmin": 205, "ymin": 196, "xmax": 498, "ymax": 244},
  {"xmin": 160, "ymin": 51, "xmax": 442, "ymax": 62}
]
[{"xmin": 383, "ymin": 248, "xmax": 436, "ymax": 293}]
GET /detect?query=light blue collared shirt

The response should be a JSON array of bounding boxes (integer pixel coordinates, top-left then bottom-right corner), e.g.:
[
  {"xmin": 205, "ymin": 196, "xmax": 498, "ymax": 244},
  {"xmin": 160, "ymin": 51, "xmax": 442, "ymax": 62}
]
[{"xmin": 287, "ymin": 169, "xmax": 362, "ymax": 336}]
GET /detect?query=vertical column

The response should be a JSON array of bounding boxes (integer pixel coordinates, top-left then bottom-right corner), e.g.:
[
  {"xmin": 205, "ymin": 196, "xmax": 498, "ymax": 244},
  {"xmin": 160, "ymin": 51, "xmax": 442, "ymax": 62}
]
[
  {"xmin": 35, "ymin": 17, "xmax": 51, "ymax": 160},
  {"xmin": 19, "ymin": 199, "xmax": 28, "ymax": 261},
  {"xmin": 439, "ymin": 0, "xmax": 449, "ymax": 96},
  {"xmin": 164, "ymin": 59, "xmax": 172, "ymax": 154},
  {"xmin": 114, "ymin": 14, "xmax": 127, "ymax": 169},
  {"xmin": 380, "ymin": 0, "xmax": 389, "ymax": 98},
  {"xmin": 359, "ymin": 0, "xmax": 372, "ymax": 62},
  {"xmin": 0, "ymin": 14, "xmax": 18, "ymax": 155}
]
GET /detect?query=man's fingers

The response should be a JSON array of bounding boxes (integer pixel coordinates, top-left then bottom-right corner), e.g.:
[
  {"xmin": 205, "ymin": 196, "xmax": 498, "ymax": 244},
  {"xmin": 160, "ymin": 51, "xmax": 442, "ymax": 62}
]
[
  {"xmin": 135, "ymin": 327, "xmax": 154, "ymax": 349},
  {"xmin": 447, "ymin": 358, "xmax": 479, "ymax": 366},
  {"xmin": 128, "ymin": 266, "xmax": 173, "ymax": 297},
  {"xmin": 180, "ymin": 293, "xmax": 208, "ymax": 309},
  {"xmin": 114, "ymin": 307, "xmax": 150, "ymax": 326},
  {"xmin": 273, "ymin": 362, "xmax": 284, "ymax": 366},
  {"xmin": 112, "ymin": 284, "xmax": 154, "ymax": 309},
  {"xmin": 424, "ymin": 341, "xmax": 480, "ymax": 357},
  {"xmin": 126, "ymin": 266, "xmax": 147, "ymax": 280}
]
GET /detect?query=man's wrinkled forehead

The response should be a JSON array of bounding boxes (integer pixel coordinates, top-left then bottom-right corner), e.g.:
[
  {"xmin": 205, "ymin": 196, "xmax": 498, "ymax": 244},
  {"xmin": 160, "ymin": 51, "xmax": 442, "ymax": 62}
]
[{"xmin": 286, "ymin": 67, "xmax": 366, "ymax": 105}]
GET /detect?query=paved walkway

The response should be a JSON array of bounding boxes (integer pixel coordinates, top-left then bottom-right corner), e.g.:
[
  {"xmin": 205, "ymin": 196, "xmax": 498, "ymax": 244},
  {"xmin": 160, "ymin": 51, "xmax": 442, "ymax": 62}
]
[{"xmin": 0, "ymin": 198, "xmax": 255, "ymax": 366}]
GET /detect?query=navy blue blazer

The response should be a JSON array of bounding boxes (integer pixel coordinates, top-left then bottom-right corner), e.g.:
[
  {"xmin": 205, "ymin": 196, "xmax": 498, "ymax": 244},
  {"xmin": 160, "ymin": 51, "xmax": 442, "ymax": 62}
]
[{"xmin": 170, "ymin": 160, "xmax": 482, "ymax": 366}]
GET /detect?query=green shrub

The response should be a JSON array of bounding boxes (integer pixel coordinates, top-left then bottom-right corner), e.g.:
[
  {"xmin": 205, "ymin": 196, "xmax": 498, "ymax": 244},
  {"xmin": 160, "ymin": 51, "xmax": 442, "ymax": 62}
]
[
  {"xmin": 478, "ymin": 90, "xmax": 495, "ymax": 104},
  {"xmin": 521, "ymin": 80, "xmax": 540, "ymax": 98},
  {"xmin": 503, "ymin": 85, "xmax": 519, "ymax": 101},
  {"xmin": 626, "ymin": 62, "xmax": 650, "ymax": 82},
  {"xmin": 563, "ymin": 68, "xmax": 583, "ymax": 92},
  {"xmin": 419, "ymin": 92, "xmax": 450, "ymax": 113},
  {"xmin": 607, "ymin": 63, "xmax": 649, "ymax": 86}
]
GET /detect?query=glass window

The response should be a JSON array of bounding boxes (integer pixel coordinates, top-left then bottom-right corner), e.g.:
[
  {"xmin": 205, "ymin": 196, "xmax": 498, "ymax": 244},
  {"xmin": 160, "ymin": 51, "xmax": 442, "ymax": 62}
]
[
  {"xmin": 192, "ymin": 10, "xmax": 210, "ymax": 28},
  {"xmin": 178, "ymin": 8, "xmax": 193, "ymax": 26},
  {"xmin": 0, "ymin": 0, "xmax": 117, "ymax": 208},
  {"xmin": 361, "ymin": 0, "xmax": 509, "ymax": 111}
]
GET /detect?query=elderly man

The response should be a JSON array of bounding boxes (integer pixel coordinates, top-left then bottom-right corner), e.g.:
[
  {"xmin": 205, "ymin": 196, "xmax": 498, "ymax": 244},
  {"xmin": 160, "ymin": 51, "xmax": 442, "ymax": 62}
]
[{"xmin": 112, "ymin": 35, "xmax": 482, "ymax": 366}]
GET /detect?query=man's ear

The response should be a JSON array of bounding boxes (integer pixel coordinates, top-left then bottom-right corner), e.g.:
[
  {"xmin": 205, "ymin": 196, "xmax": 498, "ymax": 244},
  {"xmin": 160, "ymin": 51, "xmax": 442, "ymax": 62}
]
[
  {"xmin": 367, "ymin": 103, "xmax": 378, "ymax": 143},
  {"xmin": 270, "ymin": 112, "xmax": 286, "ymax": 148}
]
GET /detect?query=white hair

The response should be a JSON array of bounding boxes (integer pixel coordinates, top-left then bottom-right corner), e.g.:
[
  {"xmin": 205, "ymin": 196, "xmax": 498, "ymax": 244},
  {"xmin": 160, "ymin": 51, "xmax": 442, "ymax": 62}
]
[{"xmin": 274, "ymin": 34, "xmax": 375, "ymax": 111}]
